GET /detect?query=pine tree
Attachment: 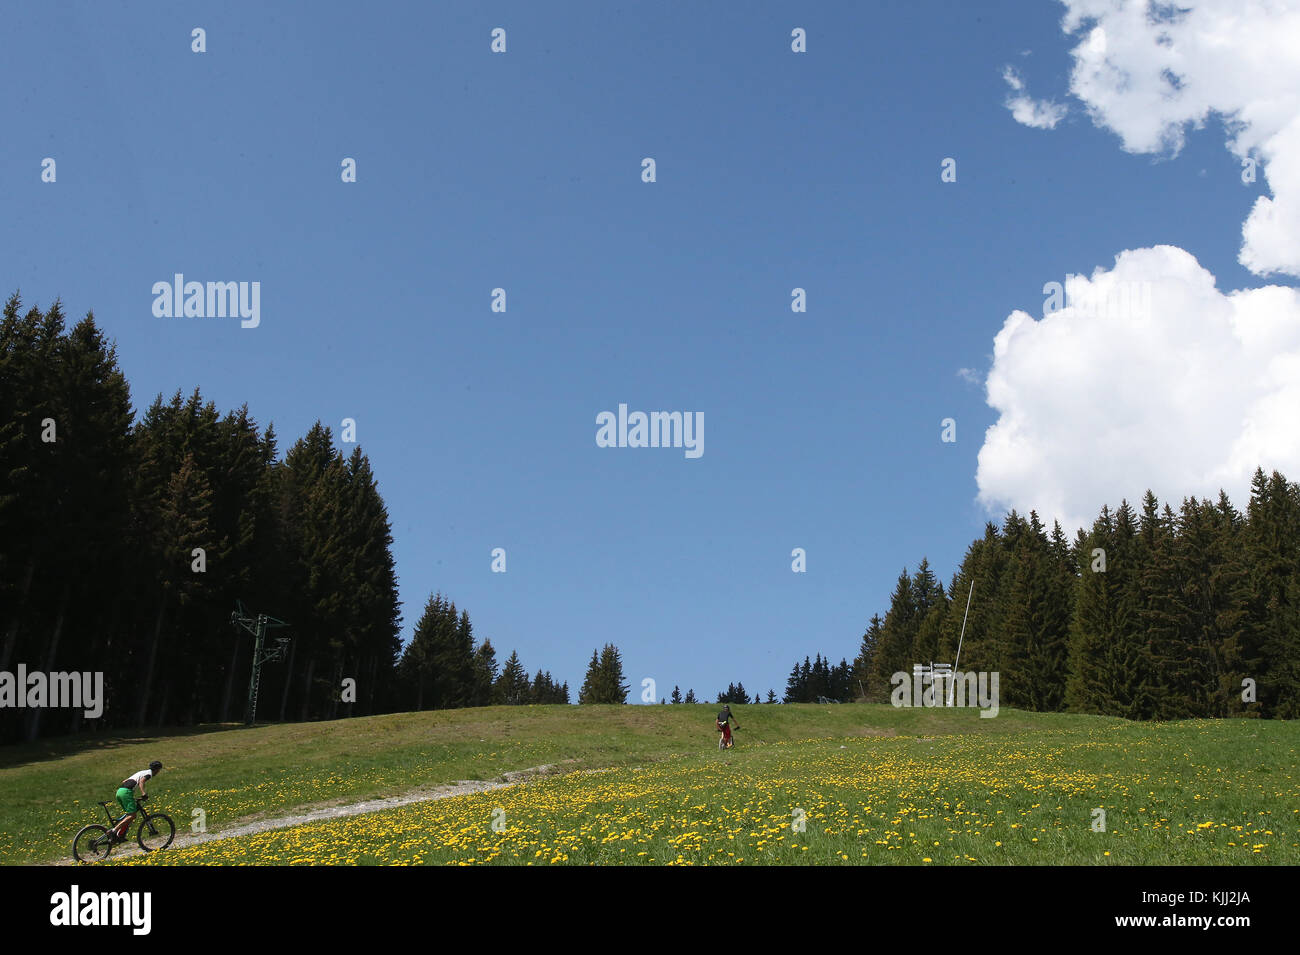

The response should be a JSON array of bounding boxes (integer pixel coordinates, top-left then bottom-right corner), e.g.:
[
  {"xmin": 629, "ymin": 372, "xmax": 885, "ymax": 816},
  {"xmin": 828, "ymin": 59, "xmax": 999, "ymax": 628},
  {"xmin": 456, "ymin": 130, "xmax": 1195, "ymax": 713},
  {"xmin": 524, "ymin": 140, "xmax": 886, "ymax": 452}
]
[
  {"xmin": 447, "ymin": 610, "xmax": 477, "ymax": 708},
  {"xmin": 398, "ymin": 595, "xmax": 438, "ymax": 710},
  {"xmin": 718, "ymin": 682, "xmax": 750, "ymax": 704},
  {"xmin": 867, "ymin": 570, "xmax": 919, "ymax": 699},
  {"xmin": 495, "ymin": 651, "xmax": 530, "ymax": 704},
  {"xmin": 0, "ymin": 296, "xmax": 50, "ymax": 691},
  {"xmin": 13, "ymin": 306, "xmax": 135, "ymax": 739},
  {"xmin": 1244, "ymin": 470, "xmax": 1300, "ymax": 717},
  {"xmin": 670, "ymin": 685, "xmax": 683, "ymax": 704},
  {"xmin": 278, "ymin": 422, "xmax": 355, "ymax": 720},
  {"xmin": 399, "ymin": 594, "xmax": 475, "ymax": 710},
  {"xmin": 597, "ymin": 644, "xmax": 630, "ymax": 704},
  {"xmin": 809, "ymin": 655, "xmax": 828, "ymax": 700},
  {"xmin": 936, "ymin": 524, "xmax": 1002, "ymax": 676},
  {"xmin": 783, "ymin": 662, "xmax": 804, "ymax": 703},
  {"xmin": 830, "ymin": 659, "xmax": 852, "ymax": 702},
  {"xmin": 1162, "ymin": 497, "xmax": 1234, "ymax": 717},
  {"xmin": 996, "ymin": 512, "xmax": 1069, "ymax": 711},
  {"xmin": 1036, "ymin": 520, "xmax": 1074, "ymax": 711},
  {"xmin": 1114, "ymin": 500, "xmax": 1157, "ymax": 718},
  {"xmin": 139, "ymin": 451, "xmax": 215, "ymax": 726},
  {"xmin": 853, "ymin": 615, "xmax": 883, "ymax": 701},
  {"xmin": 912, "ymin": 558, "xmax": 943, "ymax": 618},
  {"xmin": 472, "ymin": 639, "xmax": 499, "ymax": 706},
  {"xmin": 1066, "ymin": 502, "xmax": 1151, "ymax": 718},
  {"xmin": 338, "ymin": 445, "xmax": 402, "ymax": 715},
  {"xmin": 578, "ymin": 650, "xmax": 602, "ymax": 704},
  {"xmin": 912, "ymin": 597, "xmax": 948, "ymax": 670},
  {"xmin": 684, "ymin": 689, "xmax": 697, "ymax": 704},
  {"xmin": 1200, "ymin": 492, "xmax": 1251, "ymax": 716}
]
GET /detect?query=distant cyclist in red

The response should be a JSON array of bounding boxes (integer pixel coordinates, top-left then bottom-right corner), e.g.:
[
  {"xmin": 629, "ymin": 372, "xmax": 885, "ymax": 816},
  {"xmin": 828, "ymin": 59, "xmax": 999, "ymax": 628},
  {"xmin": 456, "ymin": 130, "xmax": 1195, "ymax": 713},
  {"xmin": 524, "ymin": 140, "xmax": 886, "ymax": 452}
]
[{"xmin": 716, "ymin": 704, "xmax": 740, "ymax": 749}]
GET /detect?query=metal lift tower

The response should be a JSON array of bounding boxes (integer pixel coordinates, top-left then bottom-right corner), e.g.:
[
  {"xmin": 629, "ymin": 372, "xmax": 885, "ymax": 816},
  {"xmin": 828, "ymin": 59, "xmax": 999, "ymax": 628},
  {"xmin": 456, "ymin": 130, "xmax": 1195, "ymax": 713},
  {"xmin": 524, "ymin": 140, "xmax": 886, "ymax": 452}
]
[{"xmin": 230, "ymin": 601, "xmax": 291, "ymax": 726}]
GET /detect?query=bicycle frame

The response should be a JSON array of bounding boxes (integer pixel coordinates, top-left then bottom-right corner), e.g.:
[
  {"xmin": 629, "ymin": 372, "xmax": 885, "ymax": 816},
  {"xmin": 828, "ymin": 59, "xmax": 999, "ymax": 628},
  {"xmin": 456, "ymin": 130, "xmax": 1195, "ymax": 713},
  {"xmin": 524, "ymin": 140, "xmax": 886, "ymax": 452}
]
[{"xmin": 99, "ymin": 795, "xmax": 152, "ymax": 834}]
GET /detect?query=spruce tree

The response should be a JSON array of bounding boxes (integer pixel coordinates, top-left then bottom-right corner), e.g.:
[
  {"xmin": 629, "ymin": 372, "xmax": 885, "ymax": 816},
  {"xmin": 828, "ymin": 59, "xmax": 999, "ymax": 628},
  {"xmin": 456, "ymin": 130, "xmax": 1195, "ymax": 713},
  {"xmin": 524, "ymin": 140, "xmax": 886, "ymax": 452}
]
[
  {"xmin": 853, "ymin": 615, "xmax": 883, "ymax": 701},
  {"xmin": 473, "ymin": 639, "xmax": 499, "ymax": 706},
  {"xmin": 867, "ymin": 570, "xmax": 919, "ymax": 699},
  {"xmin": 1202, "ymin": 491, "xmax": 1251, "ymax": 715},
  {"xmin": 578, "ymin": 649, "xmax": 602, "ymax": 704},
  {"xmin": 495, "ymin": 651, "xmax": 530, "ymax": 704},
  {"xmin": 1244, "ymin": 470, "xmax": 1300, "ymax": 717},
  {"xmin": 597, "ymin": 643, "xmax": 630, "ymax": 704},
  {"xmin": 784, "ymin": 662, "xmax": 804, "ymax": 703}
]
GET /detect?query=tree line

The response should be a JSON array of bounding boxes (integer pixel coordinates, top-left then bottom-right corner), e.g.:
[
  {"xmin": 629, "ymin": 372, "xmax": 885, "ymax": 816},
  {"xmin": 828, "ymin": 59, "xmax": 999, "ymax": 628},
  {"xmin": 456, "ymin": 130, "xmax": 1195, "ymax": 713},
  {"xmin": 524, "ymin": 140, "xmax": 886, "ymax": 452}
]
[
  {"xmin": 397, "ymin": 592, "xmax": 571, "ymax": 707},
  {"xmin": 0, "ymin": 296, "xmax": 408, "ymax": 742},
  {"xmin": 0, "ymin": 297, "xmax": 575, "ymax": 742},
  {"xmin": 0, "ymin": 290, "xmax": 672, "ymax": 742},
  {"xmin": 834, "ymin": 472, "xmax": 1299, "ymax": 719},
  {"xmin": 782, "ymin": 656, "xmax": 855, "ymax": 703}
]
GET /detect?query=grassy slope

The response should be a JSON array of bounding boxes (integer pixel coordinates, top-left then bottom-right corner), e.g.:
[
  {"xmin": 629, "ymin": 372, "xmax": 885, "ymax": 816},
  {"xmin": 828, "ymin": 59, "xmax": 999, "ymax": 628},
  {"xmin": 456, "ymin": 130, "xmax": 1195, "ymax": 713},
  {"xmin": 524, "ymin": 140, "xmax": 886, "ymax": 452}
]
[
  {"xmin": 124, "ymin": 718, "xmax": 1300, "ymax": 866},
  {"xmin": 6, "ymin": 704, "xmax": 1296, "ymax": 865},
  {"xmin": 2, "ymin": 703, "xmax": 1085, "ymax": 864}
]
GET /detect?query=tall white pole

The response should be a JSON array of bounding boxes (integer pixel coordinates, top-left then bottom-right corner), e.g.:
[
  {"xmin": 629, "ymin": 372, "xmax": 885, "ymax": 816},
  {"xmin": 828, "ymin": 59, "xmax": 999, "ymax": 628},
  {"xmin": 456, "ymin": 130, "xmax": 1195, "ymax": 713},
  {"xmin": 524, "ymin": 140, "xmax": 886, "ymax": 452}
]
[{"xmin": 949, "ymin": 581, "xmax": 975, "ymax": 706}]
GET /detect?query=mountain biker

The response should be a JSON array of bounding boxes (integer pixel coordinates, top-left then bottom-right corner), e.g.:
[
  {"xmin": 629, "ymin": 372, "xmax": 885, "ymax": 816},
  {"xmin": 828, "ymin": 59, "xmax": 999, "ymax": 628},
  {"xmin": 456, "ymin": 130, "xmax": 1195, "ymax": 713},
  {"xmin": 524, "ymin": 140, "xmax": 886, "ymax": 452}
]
[
  {"xmin": 716, "ymin": 704, "xmax": 740, "ymax": 748},
  {"xmin": 111, "ymin": 760, "xmax": 162, "ymax": 840}
]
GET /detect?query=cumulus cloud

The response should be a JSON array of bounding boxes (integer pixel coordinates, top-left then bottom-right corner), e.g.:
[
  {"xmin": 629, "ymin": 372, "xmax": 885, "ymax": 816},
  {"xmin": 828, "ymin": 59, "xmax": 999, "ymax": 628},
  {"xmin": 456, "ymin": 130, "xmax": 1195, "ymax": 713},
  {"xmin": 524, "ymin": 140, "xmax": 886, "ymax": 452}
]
[
  {"xmin": 977, "ymin": 0, "xmax": 1300, "ymax": 530},
  {"xmin": 977, "ymin": 246, "xmax": 1300, "ymax": 532},
  {"xmin": 1062, "ymin": 0, "xmax": 1300, "ymax": 278},
  {"xmin": 1002, "ymin": 65, "xmax": 1068, "ymax": 129}
]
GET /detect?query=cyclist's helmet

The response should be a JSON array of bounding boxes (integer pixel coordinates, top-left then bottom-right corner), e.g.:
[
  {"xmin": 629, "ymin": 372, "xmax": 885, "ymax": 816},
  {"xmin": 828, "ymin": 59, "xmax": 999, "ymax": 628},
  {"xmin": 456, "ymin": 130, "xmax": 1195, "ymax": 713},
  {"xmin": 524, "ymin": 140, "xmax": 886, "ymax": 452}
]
[{"xmin": 149, "ymin": 760, "xmax": 162, "ymax": 774}]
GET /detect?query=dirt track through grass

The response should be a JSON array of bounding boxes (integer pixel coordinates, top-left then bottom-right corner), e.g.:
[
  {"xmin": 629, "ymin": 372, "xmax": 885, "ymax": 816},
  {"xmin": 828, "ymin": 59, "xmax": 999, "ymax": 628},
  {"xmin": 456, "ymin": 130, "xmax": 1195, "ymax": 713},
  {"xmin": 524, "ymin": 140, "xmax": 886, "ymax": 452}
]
[{"xmin": 55, "ymin": 763, "xmax": 564, "ymax": 865}]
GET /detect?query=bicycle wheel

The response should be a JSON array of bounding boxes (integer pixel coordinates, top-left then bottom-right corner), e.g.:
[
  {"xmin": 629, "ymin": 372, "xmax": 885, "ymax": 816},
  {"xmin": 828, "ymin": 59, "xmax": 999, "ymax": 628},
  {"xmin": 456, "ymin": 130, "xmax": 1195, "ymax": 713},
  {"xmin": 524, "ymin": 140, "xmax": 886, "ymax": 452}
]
[
  {"xmin": 73, "ymin": 824, "xmax": 114, "ymax": 863},
  {"xmin": 136, "ymin": 813, "xmax": 175, "ymax": 852}
]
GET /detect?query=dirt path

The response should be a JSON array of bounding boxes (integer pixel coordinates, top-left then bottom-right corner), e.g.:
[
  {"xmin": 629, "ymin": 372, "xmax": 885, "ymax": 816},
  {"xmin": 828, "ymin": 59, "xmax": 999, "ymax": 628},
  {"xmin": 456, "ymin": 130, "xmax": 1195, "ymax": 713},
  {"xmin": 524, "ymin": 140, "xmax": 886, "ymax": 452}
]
[{"xmin": 56, "ymin": 763, "xmax": 565, "ymax": 865}]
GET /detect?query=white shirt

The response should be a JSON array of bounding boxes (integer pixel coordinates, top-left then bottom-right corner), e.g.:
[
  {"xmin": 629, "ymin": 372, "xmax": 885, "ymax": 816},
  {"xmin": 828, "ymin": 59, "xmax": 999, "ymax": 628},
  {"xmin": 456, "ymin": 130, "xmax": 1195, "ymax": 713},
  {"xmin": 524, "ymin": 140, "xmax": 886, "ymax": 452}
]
[{"xmin": 127, "ymin": 770, "xmax": 152, "ymax": 787}]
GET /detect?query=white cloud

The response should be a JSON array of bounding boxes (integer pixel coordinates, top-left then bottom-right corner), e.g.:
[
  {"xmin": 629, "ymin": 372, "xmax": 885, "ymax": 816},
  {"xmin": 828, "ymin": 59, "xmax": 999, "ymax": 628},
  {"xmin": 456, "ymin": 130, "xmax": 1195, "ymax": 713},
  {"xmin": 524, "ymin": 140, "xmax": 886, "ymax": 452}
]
[
  {"xmin": 1061, "ymin": 0, "xmax": 1300, "ymax": 277},
  {"xmin": 1002, "ymin": 65, "xmax": 1068, "ymax": 129},
  {"xmin": 957, "ymin": 367, "xmax": 983, "ymax": 385},
  {"xmin": 977, "ymin": 1, "xmax": 1300, "ymax": 529},
  {"xmin": 1241, "ymin": 117, "xmax": 1300, "ymax": 277},
  {"xmin": 977, "ymin": 246, "xmax": 1300, "ymax": 532}
]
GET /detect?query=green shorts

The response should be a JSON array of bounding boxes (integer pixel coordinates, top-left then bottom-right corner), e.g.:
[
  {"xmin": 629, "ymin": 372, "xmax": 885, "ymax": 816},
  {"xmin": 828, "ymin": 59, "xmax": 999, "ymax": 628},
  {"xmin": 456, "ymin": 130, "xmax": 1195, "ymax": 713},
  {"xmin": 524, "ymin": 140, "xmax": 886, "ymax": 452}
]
[{"xmin": 115, "ymin": 787, "xmax": 138, "ymax": 815}]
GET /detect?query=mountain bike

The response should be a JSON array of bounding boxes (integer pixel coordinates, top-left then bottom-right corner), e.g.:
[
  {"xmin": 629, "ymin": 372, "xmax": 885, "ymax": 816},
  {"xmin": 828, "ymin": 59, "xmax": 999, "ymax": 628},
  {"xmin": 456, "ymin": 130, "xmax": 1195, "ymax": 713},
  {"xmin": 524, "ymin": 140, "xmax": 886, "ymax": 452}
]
[
  {"xmin": 718, "ymin": 724, "xmax": 740, "ymax": 750},
  {"xmin": 72, "ymin": 795, "xmax": 176, "ymax": 863}
]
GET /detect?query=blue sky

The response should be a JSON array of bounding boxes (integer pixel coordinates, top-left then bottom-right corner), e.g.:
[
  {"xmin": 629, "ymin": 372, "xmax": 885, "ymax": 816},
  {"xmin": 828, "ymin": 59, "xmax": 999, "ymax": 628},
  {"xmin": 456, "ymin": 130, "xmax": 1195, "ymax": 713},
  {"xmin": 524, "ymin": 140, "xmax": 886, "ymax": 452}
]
[{"xmin": 3, "ymin": 1, "xmax": 1288, "ymax": 701}]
